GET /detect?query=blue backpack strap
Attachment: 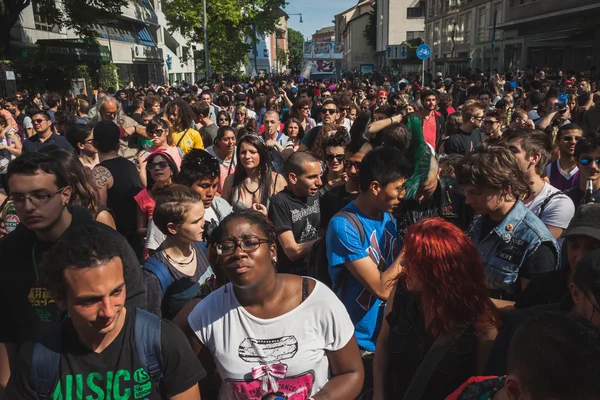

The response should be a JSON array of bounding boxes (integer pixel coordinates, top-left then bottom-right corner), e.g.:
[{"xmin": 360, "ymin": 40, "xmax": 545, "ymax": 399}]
[
  {"xmin": 134, "ymin": 308, "xmax": 163, "ymax": 382},
  {"xmin": 143, "ymin": 257, "xmax": 173, "ymax": 296},
  {"xmin": 194, "ymin": 241, "xmax": 208, "ymax": 256},
  {"xmin": 30, "ymin": 325, "xmax": 63, "ymax": 398}
]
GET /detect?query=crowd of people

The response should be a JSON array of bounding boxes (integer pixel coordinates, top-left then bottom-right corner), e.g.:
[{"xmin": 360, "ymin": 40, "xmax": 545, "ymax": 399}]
[{"xmin": 0, "ymin": 67, "xmax": 600, "ymax": 399}]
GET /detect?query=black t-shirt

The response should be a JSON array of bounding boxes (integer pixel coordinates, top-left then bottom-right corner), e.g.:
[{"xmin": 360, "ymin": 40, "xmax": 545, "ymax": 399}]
[
  {"xmin": 319, "ymin": 185, "xmax": 359, "ymax": 231},
  {"xmin": 564, "ymin": 186, "xmax": 600, "ymax": 208},
  {"xmin": 100, "ymin": 157, "xmax": 143, "ymax": 240},
  {"xmin": 5, "ymin": 308, "xmax": 205, "ymax": 399},
  {"xmin": 514, "ymin": 267, "xmax": 570, "ymax": 309},
  {"xmin": 0, "ymin": 205, "xmax": 146, "ymax": 344},
  {"xmin": 16, "ymin": 113, "xmax": 26, "ymax": 129},
  {"xmin": 444, "ymin": 128, "xmax": 481, "ymax": 155},
  {"xmin": 268, "ymin": 188, "xmax": 320, "ymax": 275}
]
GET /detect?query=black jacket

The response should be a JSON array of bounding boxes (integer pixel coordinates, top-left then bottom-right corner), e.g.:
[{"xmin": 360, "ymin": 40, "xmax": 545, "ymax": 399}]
[
  {"xmin": 0, "ymin": 205, "xmax": 146, "ymax": 344},
  {"xmin": 406, "ymin": 111, "xmax": 446, "ymax": 151}
]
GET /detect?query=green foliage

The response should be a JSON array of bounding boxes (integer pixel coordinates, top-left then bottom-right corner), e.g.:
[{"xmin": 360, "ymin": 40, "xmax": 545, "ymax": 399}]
[
  {"xmin": 0, "ymin": 0, "xmax": 128, "ymax": 58},
  {"xmin": 287, "ymin": 28, "xmax": 304, "ymax": 69},
  {"xmin": 99, "ymin": 64, "xmax": 119, "ymax": 90},
  {"xmin": 402, "ymin": 38, "xmax": 425, "ymax": 62},
  {"xmin": 363, "ymin": 2, "xmax": 377, "ymax": 50},
  {"xmin": 163, "ymin": 0, "xmax": 286, "ymax": 75},
  {"xmin": 276, "ymin": 47, "xmax": 287, "ymax": 67}
]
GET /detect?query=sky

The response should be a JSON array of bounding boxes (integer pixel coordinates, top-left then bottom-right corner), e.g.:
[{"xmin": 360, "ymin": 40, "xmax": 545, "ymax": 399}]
[{"xmin": 284, "ymin": 0, "xmax": 357, "ymax": 41}]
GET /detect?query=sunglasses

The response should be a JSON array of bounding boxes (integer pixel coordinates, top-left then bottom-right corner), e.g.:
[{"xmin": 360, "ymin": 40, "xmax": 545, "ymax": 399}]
[
  {"xmin": 325, "ymin": 154, "xmax": 345, "ymax": 162},
  {"xmin": 562, "ymin": 136, "xmax": 581, "ymax": 142},
  {"xmin": 483, "ymin": 120, "xmax": 498, "ymax": 125},
  {"xmin": 147, "ymin": 129, "xmax": 165, "ymax": 136},
  {"xmin": 148, "ymin": 161, "xmax": 170, "ymax": 170},
  {"xmin": 300, "ymin": 107, "xmax": 310, "ymax": 111},
  {"xmin": 579, "ymin": 157, "xmax": 600, "ymax": 167},
  {"xmin": 343, "ymin": 160, "xmax": 361, "ymax": 170},
  {"xmin": 32, "ymin": 118, "xmax": 47, "ymax": 124},
  {"xmin": 103, "ymin": 111, "xmax": 117, "ymax": 117},
  {"xmin": 321, "ymin": 108, "xmax": 337, "ymax": 115}
]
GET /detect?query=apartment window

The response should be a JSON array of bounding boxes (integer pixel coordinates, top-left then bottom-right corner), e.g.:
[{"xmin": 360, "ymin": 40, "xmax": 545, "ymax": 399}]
[
  {"xmin": 465, "ymin": 11, "xmax": 472, "ymax": 44},
  {"xmin": 33, "ymin": 0, "xmax": 59, "ymax": 33},
  {"xmin": 509, "ymin": 0, "xmax": 537, "ymax": 6},
  {"xmin": 433, "ymin": 22, "xmax": 440, "ymax": 47},
  {"xmin": 493, "ymin": 2, "xmax": 502, "ymax": 25},
  {"xmin": 477, "ymin": 7, "xmax": 486, "ymax": 42},
  {"xmin": 444, "ymin": 19, "xmax": 454, "ymax": 47},
  {"xmin": 407, "ymin": 7, "xmax": 425, "ymax": 18},
  {"xmin": 427, "ymin": 0, "xmax": 433, "ymax": 17},
  {"xmin": 407, "ymin": 31, "xmax": 425, "ymax": 40},
  {"xmin": 457, "ymin": 14, "xmax": 464, "ymax": 44}
]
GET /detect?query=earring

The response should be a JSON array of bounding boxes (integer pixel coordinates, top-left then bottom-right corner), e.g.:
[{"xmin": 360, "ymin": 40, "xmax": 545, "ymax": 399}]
[{"xmin": 272, "ymin": 258, "xmax": 277, "ymax": 263}]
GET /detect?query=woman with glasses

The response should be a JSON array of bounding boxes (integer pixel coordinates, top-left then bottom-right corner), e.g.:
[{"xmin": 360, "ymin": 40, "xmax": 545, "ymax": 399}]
[
  {"xmin": 233, "ymin": 106, "xmax": 248, "ymax": 131},
  {"xmin": 65, "ymin": 124, "xmax": 98, "ymax": 169},
  {"xmin": 186, "ymin": 209, "xmax": 364, "ymax": 400},
  {"xmin": 135, "ymin": 151, "xmax": 179, "ymax": 246},
  {"xmin": 296, "ymin": 98, "xmax": 316, "ymax": 132},
  {"xmin": 373, "ymin": 218, "xmax": 502, "ymax": 400},
  {"xmin": 222, "ymin": 134, "xmax": 286, "ymax": 213},
  {"xmin": 319, "ymin": 132, "xmax": 349, "ymax": 196},
  {"xmin": 217, "ymin": 110, "xmax": 232, "ymax": 128},
  {"xmin": 137, "ymin": 118, "xmax": 182, "ymax": 187},
  {"xmin": 143, "ymin": 184, "xmax": 216, "ymax": 319}
]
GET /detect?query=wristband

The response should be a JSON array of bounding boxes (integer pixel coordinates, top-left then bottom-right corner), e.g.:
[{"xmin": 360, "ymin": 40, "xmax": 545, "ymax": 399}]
[{"xmin": 389, "ymin": 117, "xmax": 393, "ymax": 124}]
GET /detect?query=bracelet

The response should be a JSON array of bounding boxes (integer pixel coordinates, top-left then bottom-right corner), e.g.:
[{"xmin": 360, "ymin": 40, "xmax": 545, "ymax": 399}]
[{"xmin": 389, "ymin": 117, "xmax": 394, "ymax": 124}]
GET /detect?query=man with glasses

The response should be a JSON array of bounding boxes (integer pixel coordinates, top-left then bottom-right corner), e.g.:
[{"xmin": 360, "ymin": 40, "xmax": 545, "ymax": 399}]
[
  {"xmin": 268, "ymin": 152, "xmax": 322, "ymax": 276},
  {"xmin": 299, "ymin": 99, "xmax": 342, "ymax": 152},
  {"xmin": 335, "ymin": 97, "xmax": 353, "ymax": 132},
  {"xmin": 546, "ymin": 123, "xmax": 582, "ymax": 191},
  {"xmin": 482, "ymin": 109, "xmax": 506, "ymax": 140},
  {"xmin": 566, "ymin": 134, "xmax": 600, "ymax": 207},
  {"xmin": 445, "ymin": 103, "xmax": 485, "ymax": 155},
  {"xmin": 0, "ymin": 152, "xmax": 145, "ymax": 392},
  {"xmin": 22, "ymin": 111, "xmax": 73, "ymax": 153}
]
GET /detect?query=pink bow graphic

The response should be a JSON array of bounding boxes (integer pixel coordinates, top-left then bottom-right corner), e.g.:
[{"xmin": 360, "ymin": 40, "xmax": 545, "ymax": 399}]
[{"xmin": 251, "ymin": 363, "xmax": 288, "ymax": 393}]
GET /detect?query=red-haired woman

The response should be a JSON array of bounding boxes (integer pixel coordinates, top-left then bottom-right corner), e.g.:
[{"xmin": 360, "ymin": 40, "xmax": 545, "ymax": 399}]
[{"xmin": 373, "ymin": 218, "xmax": 502, "ymax": 400}]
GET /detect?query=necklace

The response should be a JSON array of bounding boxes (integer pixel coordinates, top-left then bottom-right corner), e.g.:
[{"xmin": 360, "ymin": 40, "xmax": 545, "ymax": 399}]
[
  {"xmin": 243, "ymin": 178, "xmax": 261, "ymax": 195},
  {"xmin": 163, "ymin": 246, "xmax": 195, "ymax": 265}
]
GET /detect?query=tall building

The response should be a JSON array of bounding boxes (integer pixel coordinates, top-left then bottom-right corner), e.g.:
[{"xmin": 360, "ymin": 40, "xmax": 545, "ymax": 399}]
[
  {"xmin": 376, "ymin": 0, "xmax": 426, "ymax": 68},
  {"xmin": 10, "ymin": 0, "xmax": 194, "ymax": 86},
  {"xmin": 334, "ymin": 0, "xmax": 376, "ymax": 71},
  {"xmin": 247, "ymin": 8, "xmax": 289, "ymax": 74},
  {"xmin": 312, "ymin": 27, "xmax": 335, "ymax": 42}
]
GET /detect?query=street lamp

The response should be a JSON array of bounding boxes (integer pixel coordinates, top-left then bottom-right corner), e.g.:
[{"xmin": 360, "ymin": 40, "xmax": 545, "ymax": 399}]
[{"xmin": 288, "ymin": 13, "xmax": 303, "ymax": 23}]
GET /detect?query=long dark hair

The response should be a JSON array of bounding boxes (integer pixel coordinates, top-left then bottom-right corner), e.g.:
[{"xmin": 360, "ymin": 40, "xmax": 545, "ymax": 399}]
[
  {"xmin": 283, "ymin": 117, "xmax": 305, "ymax": 140},
  {"xmin": 230, "ymin": 134, "xmax": 273, "ymax": 205},
  {"xmin": 146, "ymin": 151, "xmax": 179, "ymax": 192}
]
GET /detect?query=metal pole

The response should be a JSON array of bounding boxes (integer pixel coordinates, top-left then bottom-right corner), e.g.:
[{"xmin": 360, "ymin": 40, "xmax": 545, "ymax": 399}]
[
  {"xmin": 253, "ymin": 24, "xmax": 259, "ymax": 75},
  {"xmin": 203, "ymin": 0, "xmax": 211, "ymax": 79},
  {"xmin": 422, "ymin": 59, "xmax": 425, "ymax": 87}
]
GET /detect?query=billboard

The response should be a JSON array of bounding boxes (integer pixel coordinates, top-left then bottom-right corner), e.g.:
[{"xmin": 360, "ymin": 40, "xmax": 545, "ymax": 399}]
[
  {"xmin": 301, "ymin": 60, "xmax": 336, "ymax": 79},
  {"xmin": 303, "ymin": 42, "xmax": 344, "ymax": 59}
]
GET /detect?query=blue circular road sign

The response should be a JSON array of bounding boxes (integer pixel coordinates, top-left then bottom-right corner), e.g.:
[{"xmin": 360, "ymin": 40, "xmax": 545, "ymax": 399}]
[{"xmin": 416, "ymin": 44, "xmax": 431, "ymax": 60}]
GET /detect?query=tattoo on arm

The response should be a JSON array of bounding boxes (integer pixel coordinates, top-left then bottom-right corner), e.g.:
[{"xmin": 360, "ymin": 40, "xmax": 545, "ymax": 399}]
[{"xmin": 93, "ymin": 167, "xmax": 111, "ymax": 188}]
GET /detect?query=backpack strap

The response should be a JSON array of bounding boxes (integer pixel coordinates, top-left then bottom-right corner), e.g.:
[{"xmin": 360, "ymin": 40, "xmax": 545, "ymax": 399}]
[
  {"xmin": 331, "ymin": 209, "xmax": 367, "ymax": 296},
  {"xmin": 538, "ymin": 191, "xmax": 564, "ymax": 218},
  {"xmin": 401, "ymin": 323, "xmax": 469, "ymax": 400},
  {"xmin": 30, "ymin": 324, "xmax": 63, "ymax": 398},
  {"xmin": 134, "ymin": 308, "xmax": 164, "ymax": 382},
  {"xmin": 143, "ymin": 257, "xmax": 173, "ymax": 296}
]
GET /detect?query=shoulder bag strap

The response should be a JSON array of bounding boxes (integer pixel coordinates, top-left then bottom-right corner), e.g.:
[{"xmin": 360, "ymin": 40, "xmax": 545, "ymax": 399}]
[
  {"xmin": 538, "ymin": 191, "xmax": 564, "ymax": 218},
  {"xmin": 134, "ymin": 308, "xmax": 163, "ymax": 382},
  {"xmin": 175, "ymin": 128, "xmax": 190, "ymax": 148},
  {"xmin": 332, "ymin": 209, "xmax": 367, "ymax": 297},
  {"xmin": 143, "ymin": 257, "xmax": 173, "ymax": 296},
  {"xmin": 31, "ymin": 324, "xmax": 63, "ymax": 398},
  {"xmin": 401, "ymin": 323, "xmax": 469, "ymax": 400}
]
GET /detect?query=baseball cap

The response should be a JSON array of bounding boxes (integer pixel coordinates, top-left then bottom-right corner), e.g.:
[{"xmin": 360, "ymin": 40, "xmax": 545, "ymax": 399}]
[
  {"xmin": 573, "ymin": 249, "xmax": 600, "ymax": 302},
  {"xmin": 234, "ymin": 93, "xmax": 247, "ymax": 102},
  {"xmin": 561, "ymin": 204, "xmax": 600, "ymax": 241},
  {"xmin": 508, "ymin": 81, "xmax": 517, "ymax": 89}
]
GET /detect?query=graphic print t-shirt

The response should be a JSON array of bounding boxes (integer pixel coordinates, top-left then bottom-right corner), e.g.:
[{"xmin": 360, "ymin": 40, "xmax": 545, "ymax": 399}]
[
  {"xmin": 326, "ymin": 202, "xmax": 398, "ymax": 351},
  {"xmin": 188, "ymin": 279, "xmax": 355, "ymax": 400},
  {"xmin": 6, "ymin": 308, "xmax": 205, "ymax": 400},
  {"xmin": 268, "ymin": 189, "xmax": 320, "ymax": 275}
]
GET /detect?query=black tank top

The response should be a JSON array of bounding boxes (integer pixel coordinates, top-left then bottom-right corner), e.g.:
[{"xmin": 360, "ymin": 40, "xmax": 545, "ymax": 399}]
[{"xmin": 100, "ymin": 157, "xmax": 142, "ymax": 239}]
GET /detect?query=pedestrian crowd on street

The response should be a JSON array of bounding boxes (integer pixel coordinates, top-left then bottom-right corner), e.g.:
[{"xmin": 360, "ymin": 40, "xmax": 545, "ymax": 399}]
[{"xmin": 0, "ymin": 67, "xmax": 600, "ymax": 399}]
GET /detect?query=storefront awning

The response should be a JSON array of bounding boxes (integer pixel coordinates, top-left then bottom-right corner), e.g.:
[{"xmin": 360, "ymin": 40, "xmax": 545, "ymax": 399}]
[{"xmin": 37, "ymin": 39, "xmax": 111, "ymax": 62}]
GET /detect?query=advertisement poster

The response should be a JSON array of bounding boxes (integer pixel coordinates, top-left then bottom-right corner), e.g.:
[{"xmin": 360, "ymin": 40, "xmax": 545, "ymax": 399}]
[
  {"xmin": 332, "ymin": 42, "xmax": 344, "ymax": 59},
  {"xmin": 313, "ymin": 42, "xmax": 331, "ymax": 59},
  {"xmin": 301, "ymin": 60, "xmax": 336, "ymax": 78},
  {"xmin": 303, "ymin": 42, "xmax": 314, "ymax": 59}
]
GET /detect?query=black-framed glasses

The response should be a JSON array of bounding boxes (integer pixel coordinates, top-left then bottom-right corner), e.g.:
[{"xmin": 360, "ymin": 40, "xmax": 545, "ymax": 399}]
[
  {"xmin": 343, "ymin": 160, "xmax": 361, "ymax": 170},
  {"xmin": 148, "ymin": 161, "xmax": 170, "ymax": 170},
  {"xmin": 321, "ymin": 108, "xmax": 337, "ymax": 115},
  {"xmin": 103, "ymin": 111, "xmax": 117, "ymax": 117},
  {"xmin": 483, "ymin": 120, "xmax": 499, "ymax": 125},
  {"xmin": 216, "ymin": 238, "xmax": 273, "ymax": 256},
  {"xmin": 147, "ymin": 129, "xmax": 165, "ymax": 137},
  {"xmin": 325, "ymin": 154, "xmax": 345, "ymax": 162},
  {"xmin": 579, "ymin": 157, "xmax": 600, "ymax": 167},
  {"xmin": 12, "ymin": 187, "xmax": 67, "ymax": 206},
  {"xmin": 562, "ymin": 136, "xmax": 581, "ymax": 143},
  {"xmin": 32, "ymin": 118, "xmax": 47, "ymax": 124},
  {"xmin": 473, "ymin": 115, "xmax": 485, "ymax": 120}
]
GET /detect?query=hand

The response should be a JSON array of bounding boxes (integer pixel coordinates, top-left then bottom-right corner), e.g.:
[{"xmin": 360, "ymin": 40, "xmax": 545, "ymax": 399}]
[
  {"xmin": 391, "ymin": 114, "xmax": 403, "ymax": 123},
  {"xmin": 340, "ymin": 172, "xmax": 348, "ymax": 183},
  {"xmin": 265, "ymin": 139, "xmax": 276, "ymax": 148},
  {"xmin": 252, "ymin": 203, "xmax": 268, "ymax": 216}
]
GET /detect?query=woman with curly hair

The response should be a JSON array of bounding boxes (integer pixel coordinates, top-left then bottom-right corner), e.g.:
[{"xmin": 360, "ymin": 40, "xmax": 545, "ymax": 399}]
[{"xmin": 373, "ymin": 217, "xmax": 502, "ymax": 400}]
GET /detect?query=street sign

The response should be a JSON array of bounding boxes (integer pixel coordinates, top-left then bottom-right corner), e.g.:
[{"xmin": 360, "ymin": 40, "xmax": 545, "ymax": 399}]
[
  {"xmin": 386, "ymin": 44, "xmax": 408, "ymax": 60},
  {"xmin": 417, "ymin": 44, "xmax": 431, "ymax": 60}
]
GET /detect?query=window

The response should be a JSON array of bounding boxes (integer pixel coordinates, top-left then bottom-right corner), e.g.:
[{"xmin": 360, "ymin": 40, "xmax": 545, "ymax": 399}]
[
  {"xmin": 407, "ymin": 31, "xmax": 425, "ymax": 40},
  {"xmin": 444, "ymin": 20, "xmax": 454, "ymax": 47},
  {"xmin": 457, "ymin": 14, "xmax": 464, "ymax": 44},
  {"xmin": 33, "ymin": 0, "xmax": 59, "ymax": 33},
  {"xmin": 477, "ymin": 7, "xmax": 486, "ymax": 42},
  {"xmin": 407, "ymin": 7, "xmax": 425, "ymax": 18},
  {"xmin": 465, "ymin": 11, "xmax": 472, "ymax": 44},
  {"xmin": 427, "ymin": 0, "xmax": 433, "ymax": 17}
]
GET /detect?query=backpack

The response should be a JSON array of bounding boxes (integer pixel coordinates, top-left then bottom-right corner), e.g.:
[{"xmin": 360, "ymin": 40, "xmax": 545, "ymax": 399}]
[
  {"xmin": 306, "ymin": 209, "xmax": 366, "ymax": 293},
  {"xmin": 143, "ymin": 242, "xmax": 211, "ymax": 318},
  {"xmin": 31, "ymin": 308, "xmax": 163, "ymax": 399}
]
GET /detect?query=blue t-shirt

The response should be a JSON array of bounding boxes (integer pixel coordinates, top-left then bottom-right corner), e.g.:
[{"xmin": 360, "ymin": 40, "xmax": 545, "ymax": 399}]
[{"xmin": 326, "ymin": 202, "xmax": 398, "ymax": 351}]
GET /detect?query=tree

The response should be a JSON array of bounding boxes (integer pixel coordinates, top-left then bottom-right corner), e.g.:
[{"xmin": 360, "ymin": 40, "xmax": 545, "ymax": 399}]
[
  {"xmin": 363, "ymin": 1, "xmax": 377, "ymax": 50},
  {"xmin": 0, "ymin": 0, "xmax": 128, "ymax": 59},
  {"xmin": 287, "ymin": 27, "xmax": 303, "ymax": 69},
  {"xmin": 163, "ymin": 0, "xmax": 286, "ymax": 76}
]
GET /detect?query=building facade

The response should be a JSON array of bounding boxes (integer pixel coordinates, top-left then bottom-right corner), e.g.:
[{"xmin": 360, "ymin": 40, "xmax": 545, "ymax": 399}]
[
  {"xmin": 334, "ymin": 0, "xmax": 376, "ymax": 72},
  {"xmin": 376, "ymin": 0, "xmax": 426, "ymax": 69},
  {"xmin": 312, "ymin": 26, "xmax": 335, "ymax": 42},
  {"xmin": 10, "ymin": 0, "xmax": 194, "ymax": 87}
]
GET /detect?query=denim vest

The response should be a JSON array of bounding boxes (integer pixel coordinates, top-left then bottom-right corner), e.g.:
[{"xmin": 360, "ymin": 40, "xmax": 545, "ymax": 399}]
[{"xmin": 467, "ymin": 200, "xmax": 560, "ymax": 295}]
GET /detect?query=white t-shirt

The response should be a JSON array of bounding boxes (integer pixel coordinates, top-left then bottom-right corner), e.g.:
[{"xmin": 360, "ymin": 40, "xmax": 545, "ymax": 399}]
[
  {"xmin": 525, "ymin": 182, "xmax": 575, "ymax": 230},
  {"xmin": 188, "ymin": 279, "xmax": 355, "ymax": 400}
]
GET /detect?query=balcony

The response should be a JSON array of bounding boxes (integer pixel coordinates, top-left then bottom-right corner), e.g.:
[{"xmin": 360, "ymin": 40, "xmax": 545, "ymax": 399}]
[{"xmin": 120, "ymin": 0, "xmax": 159, "ymax": 26}]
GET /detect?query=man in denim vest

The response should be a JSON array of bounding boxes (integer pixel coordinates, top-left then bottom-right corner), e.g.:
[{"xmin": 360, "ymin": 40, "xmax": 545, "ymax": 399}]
[{"xmin": 456, "ymin": 144, "xmax": 560, "ymax": 303}]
